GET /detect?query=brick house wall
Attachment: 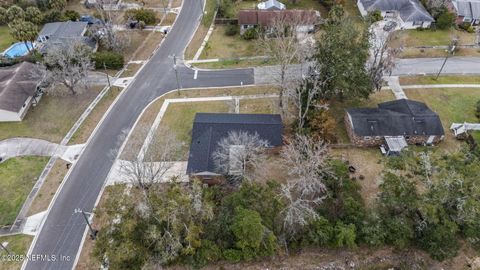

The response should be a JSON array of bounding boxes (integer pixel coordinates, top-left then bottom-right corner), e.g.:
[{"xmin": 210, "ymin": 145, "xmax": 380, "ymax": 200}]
[{"xmin": 344, "ymin": 113, "xmax": 443, "ymax": 147}]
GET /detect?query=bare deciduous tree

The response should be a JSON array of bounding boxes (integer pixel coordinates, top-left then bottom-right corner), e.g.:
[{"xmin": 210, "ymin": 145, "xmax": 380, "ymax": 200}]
[
  {"xmin": 212, "ymin": 131, "xmax": 270, "ymax": 182},
  {"xmin": 368, "ymin": 32, "xmax": 402, "ymax": 91},
  {"xmin": 44, "ymin": 42, "xmax": 93, "ymax": 95},
  {"xmin": 91, "ymin": 0, "xmax": 129, "ymax": 52},
  {"xmin": 257, "ymin": 12, "xmax": 317, "ymax": 110}
]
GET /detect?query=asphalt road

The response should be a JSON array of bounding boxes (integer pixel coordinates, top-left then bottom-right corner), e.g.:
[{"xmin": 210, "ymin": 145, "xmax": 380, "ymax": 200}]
[
  {"xmin": 392, "ymin": 57, "xmax": 480, "ymax": 76},
  {"xmin": 23, "ymin": 1, "xmax": 253, "ymax": 269}
]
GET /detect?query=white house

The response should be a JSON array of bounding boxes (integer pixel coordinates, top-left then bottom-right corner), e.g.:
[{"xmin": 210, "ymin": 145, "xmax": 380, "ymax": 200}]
[
  {"xmin": 0, "ymin": 62, "xmax": 44, "ymax": 122},
  {"xmin": 257, "ymin": 0, "xmax": 286, "ymax": 10},
  {"xmin": 452, "ymin": 0, "xmax": 480, "ymax": 24},
  {"xmin": 357, "ymin": 0, "xmax": 434, "ymax": 29}
]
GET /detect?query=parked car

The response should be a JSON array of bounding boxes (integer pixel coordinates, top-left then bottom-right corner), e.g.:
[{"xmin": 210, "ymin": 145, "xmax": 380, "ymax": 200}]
[
  {"xmin": 80, "ymin": 15, "xmax": 103, "ymax": 25},
  {"xmin": 383, "ymin": 21, "xmax": 397, "ymax": 31}
]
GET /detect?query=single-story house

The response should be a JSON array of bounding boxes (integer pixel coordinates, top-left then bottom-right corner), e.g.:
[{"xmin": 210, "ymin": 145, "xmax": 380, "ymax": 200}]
[
  {"xmin": 345, "ymin": 99, "xmax": 444, "ymax": 150},
  {"xmin": 36, "ymin": 21, "xmax": 98, "ymax": 54},
  {"xmin": 238, "ymin": 9, "xmax": 320, "ymax": 35},
  {"xmin": 186, "ymin": 113, "xmax": 284, "ymax": 184},
  {"xmin": 357, "ymin": 0, "xmax": 434, "ymax": 29},
  {"xmin": 452, "ymin": 0, "xmax": 480, "ymax": 25},
  {"xmin": 258, "ymin": 0, "xmax": 286, "ymax": 10},
  {"xmin": 0, "ymin": 62, "xmax": 45, "ymax": 122}
]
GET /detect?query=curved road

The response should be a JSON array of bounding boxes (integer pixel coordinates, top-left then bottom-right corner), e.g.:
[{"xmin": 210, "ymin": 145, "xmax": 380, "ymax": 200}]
[{"xmin": 23, "ymin": 1, "xmax": 253, "ymax": 269}]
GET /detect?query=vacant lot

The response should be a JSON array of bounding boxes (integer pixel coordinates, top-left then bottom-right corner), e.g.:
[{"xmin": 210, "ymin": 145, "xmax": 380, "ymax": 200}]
[
  {"xmin": 0, "ymin": 26, "xmax": 14, "ymax": 52},
  {"xmin": 404, "ymin": 88, "xmax": 480, "ymax": 151},
  {"xmin": 400, "ymin": 76, "xmax": 480, "ymax": 85},
  {"xmin": 200, "ymin": 25, "xmax": 257, "ymax": 59},
  {"xmin": 0, "ymin": 157, "xmax": 48, "ymax": 226},
  {"xmin": 0, "ymin": 86, "xmax": 104, "ymax": 143},
  {"xmin": 390, "ymin": 28, "xmax": 476, "ymax": 47},
  {"xmin": 0, "ymin": 234, "xmax": 33, "ymax": 270},
  {"xmin": 194, "ymin": 58, "xmax": 274, "ymax": 69}
]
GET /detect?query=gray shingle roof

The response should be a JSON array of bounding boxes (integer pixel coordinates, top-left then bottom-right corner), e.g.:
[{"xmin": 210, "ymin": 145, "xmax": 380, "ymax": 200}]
[
  {"xmin": 258, "ymin": 0, "xmax": 286, "ymax": 10},
  {"xmin": 187, "ymin": 113, "xmax": 283, "ymax": 175},
  {"xmin": 38, "ymin": 21, "xmax": 94, "ymax": 53},
  {"xmin": 0, "ymin": 62, "xmax": 43, "ymax": 113},
  {"xmin": 453, "ymin": 0, "xmax": 480, "ymax": 19},
  {"xmin": 346, "ymin": 99, "xmax": 444, "ymax": 137},
  {"xmin": 359, "ymin": 0, "xmax": 434, "ymax": 22}
]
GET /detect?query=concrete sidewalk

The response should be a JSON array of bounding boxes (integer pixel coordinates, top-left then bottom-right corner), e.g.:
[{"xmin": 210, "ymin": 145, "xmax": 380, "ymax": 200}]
[{"xmin": 0, "ymin": 138, "xmax": 84, "ymax": 163}]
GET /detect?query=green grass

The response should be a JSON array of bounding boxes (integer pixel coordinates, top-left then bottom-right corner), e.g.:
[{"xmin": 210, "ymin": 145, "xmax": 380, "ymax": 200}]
[
  {"xmin": 0, "ymin": 157, "xmax": 49, "ymax": 226},
  {"xmin": 0, "ymin": 86, "xmax": 103, "ymax": 143},
  {"xmin": 200, "ymin": 25, "xmax": 257, "ymax": 59},
  {"xmin": 194, "ymin": 58, "xmax": 275, "ymax": 69},
  {"xmin": 0, "ymin": 26, "xmax": 15, "ymax": 52},
  {"xmin": 330, "ymin": 90, "xmax": 396, "ymax": 143},
  {"xmin": 202, "ymin": 0, "xmax": 217, "ymax": 27},
  {"xmin": 400, "ymin": 76, "xmax": 480, "ymax": 85},
  {"xmin": 0, "ymin": 234, "xmax": 33, "ymax": 270},
  {"xmin": 390, "ymin": 28, "xmax": 476, "ymax": 47},
  {"xmin": 152, "ymin": 101, "xmax": 232, "ymax": 159},
  {"xmin": 404, "ymin": 88, "xmax": 480, "ymax": 151}
]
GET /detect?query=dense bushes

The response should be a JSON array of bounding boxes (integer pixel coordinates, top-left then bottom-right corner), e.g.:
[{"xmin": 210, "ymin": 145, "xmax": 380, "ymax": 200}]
[
  {"xmin": 476, "ymin": 100, "xmax": 480, "ymax": 120},
  {"xmin": 436, "ymin": 10, "xmax": 455, "ymax": 29},
  {"xmin": 224, "ymin": 24, "xmax": 238, "ymax": 36},
  {"xmin": 93, "ymin": 51, "xmax": 124, "ymax": 70},
  {"xmin": 459, "ymin": 22, "xmax": 475, "ymax": 33},
  {"xmin": 124, "ymin": 8, "xmax": 157, "ymax": 25},
  {"xmin": 63, "ymin": 10, "xmax": 80, "ymax": 21},
  {"xmin": 242, "ymin": 27, "xmax": 257, "ymax": 40}
]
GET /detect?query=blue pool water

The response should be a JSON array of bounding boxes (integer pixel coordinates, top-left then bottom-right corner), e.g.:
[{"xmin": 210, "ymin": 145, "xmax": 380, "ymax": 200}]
[{"xmin": 2, "ymin": 42, "xmax": 34, "ymax": 58}]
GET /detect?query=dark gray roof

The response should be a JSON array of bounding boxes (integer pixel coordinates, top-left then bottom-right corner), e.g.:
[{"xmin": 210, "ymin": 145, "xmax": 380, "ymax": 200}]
[
  {"xmin": 187, "ymin": 113, "xmax": 283, "ymax": 175},
  {"xmin": 359, "ymin": 0, "xmax": 434, "ymax": 22},
  {"xmin": 37, "ymin": 21, "xmax": 94, "ymax": 53},
  {"xmin": 0, "ymin": 62, "xmax": 43, "ymax": 113},
  {"xmin": 346, "ymin": 99, "xmax": 444, "ymax": 137},
  {"xmin": 454, "ymin": 0, "xmax": 480, "ymax": 19}
]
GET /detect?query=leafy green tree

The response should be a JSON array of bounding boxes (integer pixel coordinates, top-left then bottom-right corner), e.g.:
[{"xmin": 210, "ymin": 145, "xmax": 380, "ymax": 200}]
[
  {"xmin": 8, "ymin": 20, "xmax": 37, "ymax": 52},
  {"xmin": 7, "ymin": 5, "xmax": 25, "ymax": 22},
  {"xmin": 49, "ymin": 0, "xmax": 67, "ymax": 11},
  {"xmin": 313, "ymin": 6, "xmax": 372, "ymax": 100},
  {"xmin": 383, "ymin": 215, "xmax": 414, "ymax": 248},
  {"xmin": 0, "ymin": 7, "xmax": 7, "ymax": 25},
  {"xmin": 25, "ymin": 7, "xmax": 43, "ymax": 25},
  {"xmin": 333, "ymin": 222, "xmax": 357, "ymax": 248},
  {"xmin": 303, "ymin": 216, "xmax": 333, "ymax": 247},
  {"xmin": 230, "ymin": 207, "xmax": 277, "ymax": 261},
  {"xmin": 367, "ymin": 10, "xmax": 383, "ymax": 22},
  {"xmin": 63, "ymin": 10, "xmax": 80, "ymax": 21},
  {"xmin": 436, "ymin": 10, "xmax": 455, "ymax": 29},
  {"xmin": 417, "ymin": 218, "xmax": 459, "ymax": 261},
  {"xmin": 43, "ymin": 10, "xmax": 62, "ymax": 23},
  {"xmin": 125, "ymin": 8, "xmax": 156, "ymax": 25}
]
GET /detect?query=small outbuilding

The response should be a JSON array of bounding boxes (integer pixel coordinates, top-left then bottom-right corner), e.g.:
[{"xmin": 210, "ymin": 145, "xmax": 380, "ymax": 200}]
[
  {"xmin": 257, "ymin": 0, "xmax": 286, "ymax": 10},
  {"xmin": 186, "ymin": 113, "xmax": 283, "ymax": 184},
  {"xmin": 0, "ymin": 62, "xmax": 45, "ymax": 122}
]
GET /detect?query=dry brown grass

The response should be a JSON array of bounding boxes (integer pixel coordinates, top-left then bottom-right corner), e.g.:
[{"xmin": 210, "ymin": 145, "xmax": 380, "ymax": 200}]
[
  {"xmin": 69, "ymin": 87, "xmax": 123, "ymax": 145},
  {"xmin": 160, "ymin": 13, "xmax": 177, "ymax": 26},
  {"xmin": 171, "ymin": 0, "xmax": 182, "ymax": 7},
  {"xmin": 239, "ymin": 97, "xmax": 280, "ymax": 114},
  {"xmin": 184, "ymin": 24, "xmax": 208, "ymax": 60},
  {"xmin": 120, "ymin": 63, "xmax": 143, "ymax": 77},
  {"xmin": 400, "ymin": 47, "xmax": 480, "ymax": 58},
  {"xmin": 200, "ymin": 25, "xmax": 257, "ymax": 59},
  {"xmin": 27, "ymin": 160, "xmax": 68, "ymax": 216},
  {"xmin": 133, "ymin": 31, "xmax": 164, "ymax": 61},
  {"xmin": 118, "ymin": 30, "xmax": 152, "ymax": 61}
]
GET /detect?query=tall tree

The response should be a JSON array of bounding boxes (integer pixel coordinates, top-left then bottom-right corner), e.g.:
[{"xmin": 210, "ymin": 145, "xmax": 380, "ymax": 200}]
[
  {"xmin": 43, "ymin": 42, "xmax": 93, "ymax": 95},
  {"xmin": 8, "ymin": 20, "xmax": 37, "ymax": 52},
  {"xmin": 313, "ymin": 6, "xmax": 372, "ymax": 100},
  {"xmin": 25, "ymin": 6, "xmax": 43, "ymax": 25},
  {"xmin": 368, "ymin": 31, "xmax": 401, "ymax": 91},
  {"xmin": 48, "ymin": 0, "xmax": 66, "ymax": 11},
  {"xmin": 0, "ymin": 7, "xmax": 7, "ymax": 25},
  {"xmin": 6, "ymin": 5, "xmax": 24, "ymax": 21}
]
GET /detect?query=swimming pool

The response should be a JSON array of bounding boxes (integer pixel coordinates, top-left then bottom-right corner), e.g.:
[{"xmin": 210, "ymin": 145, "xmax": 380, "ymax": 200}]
[{"xmin": 2, "ymin": 42, "xmax": 34, "ymax": 58}]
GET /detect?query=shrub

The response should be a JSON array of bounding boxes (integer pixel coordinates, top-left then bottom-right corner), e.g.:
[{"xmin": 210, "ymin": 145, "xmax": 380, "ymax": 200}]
[
  {"xmin": 192, "ymin": 240, "xmax": 221, "ymax": 267},
  {"xmin": 417, "ymin": 219, "xmax": 459, "ymax": 261},
  {"xmin": 125, "ymin": 8, "xmax": 156, "ymax": 25},
  {"xmin": 459, "ymin": 22, "xmax": 475, "ymax": 33},
  {"xmin": 93, "ymin": 51, "xmax": 124, "ymax": 70},
  {"xmin": 43, "ymin": 10, "xmax": 62, "ymax": 23},
  {"xmin": 367, "ymin": 10, "xmax": 382, "ymax": 23},
  {"xmin": 0, "ymin": 7, "xmax": 7, "ymax": 25},
  {"xmin": 476, "ymin": 100, "xmax": 480, "ymax": 120},
  {"xmin": 223, "ymin": 249, "xmax": 242, "ymax": 263},
  {"xmin": 64, "ymin": 10, "xmax": 80, "ymax": 21},
  {"xmin": 224, "ymin": 24, "xmax": 238, "ymax": 36},
  {"xmin": 332, "ymin": 222, "xmax": 357, "ymax": 248},
  {"xmin": 436, "ymin": 10, "xmax": 455, "ymax": 29},
  {"xmin": 359, "ymin": 213, "xmax": 386, "ymax": 247},
  {"xmin": 304, "ymin": 216, "xmax": 334, "ymax": 247},
  {"xmin": 242, "ymin": 27, "xmax": 257, "ymax": 40},
  {"xmin": 383, "ymin": 216, "xmax": 414, "ymax": 248}
]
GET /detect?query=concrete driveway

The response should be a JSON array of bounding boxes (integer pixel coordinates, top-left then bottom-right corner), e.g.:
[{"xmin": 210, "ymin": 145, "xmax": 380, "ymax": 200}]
[{"xmin": 0, "ymin": 138, "xmax": 84, "ymax": 163}]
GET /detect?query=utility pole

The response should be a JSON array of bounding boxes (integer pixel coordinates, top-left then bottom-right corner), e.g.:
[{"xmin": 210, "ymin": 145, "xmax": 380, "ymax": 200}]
[
  {"xmin": 81, "ymin": 210, "xmax": 98, "ymax": 240},
  {"xmin": 0, "ymin": 242, "xmax": 12, "ymax": 255},
  {"xmin": 103, "ymin": 63, "xmax": 111, "ymax": 87},
  {"xmin": 173, "ymin": 54, "xmax": 181, "ymax": 94},
  {"xmin": 435, "ymin": 39, "xmax": 457, "ymax": 80}
]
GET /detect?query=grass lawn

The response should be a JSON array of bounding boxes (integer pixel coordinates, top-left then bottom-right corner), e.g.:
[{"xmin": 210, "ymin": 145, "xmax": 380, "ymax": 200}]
[
  {"xmin": 239, "ymin": 97, "xmax": 279, "ymax": 114},
  {"xmin": 404, "ymin": 88, "xmax": 480, "ymax": 151},
  {"xmin": 0, "ymin": 86, "xmax": 104, "ymax": 143},
  {"xmin": 0, "ymin": 234, "xmax": 33, "ymax": 270},
  {"xmin": 0, "ymin": 26, "xmax": 14, "ymax": 52},
  {"xmin": 69, "ymin": 87, "xmax": 123, "ymax": 145},
  {"xmin": 399, "ymin": 47, "xmax": 480, "ymax": 58},
  {"xmin": 400, "ymin": 76, "xmax": 480, "ymax": 85},
  {"xmin": 160, "ymin": 13, "xmax": 177, "ymax": 26},
  {"xmin": 118, "ymin": 30, "xmax": 155, "ymax": 61},
  {"xmin": 0, "ymin": 157, "xmax": 49, "ymax": 226},
  {"xmin": 390, "ymin": 28, "xmax": 476, "ymax": 47},
  {"xmin": 121, "ymin": 63, "xmax": 143, "ymax": 77},
  {"xmin": 200, "ymin": 25, "xmax": 257, "ymax": 59},
  {"xmin": 129, "ymin": 31, "xmax": 164, "ymax": 61},
  {"xmin": 330, "ymin": 90, "xmax": 396, "ymax": 144},
  {"xmin": 27, "ymin": 160, "xmax": 68, "ymax": 216},
  {"xmin": 194, "ymin": 58, "xmax": 275, "ymax": 69},
  {"xmin": 152, "ymin": 101, "xmax": 233, "ymax": 159}
]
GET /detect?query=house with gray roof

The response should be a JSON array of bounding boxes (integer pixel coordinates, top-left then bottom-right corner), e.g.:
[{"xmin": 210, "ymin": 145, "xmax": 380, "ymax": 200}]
[
  {"xmin": 452, "ymin": 0, "xmax": 480, "ymax": 24},
  {"xmin": 345, "ymin": 99, "xmax": 444, "ymax": 150},
  {"xmin": 0, "ymin": 62, "xmax": 45, "ymax": 122},
  {"xmin": 37, "ymin": 21, "xmax": 97, "ymax": 54},
  {"xmin": 257, "ymin": 0, "xmax": 286, "ymax": 10},
  {"xmin": 187, "ymin": 113, "xmax": 283, "ymax": 184},
  {"xmin": 357, "ymin": 0, "xmax": 434, "ymax": 29}
]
